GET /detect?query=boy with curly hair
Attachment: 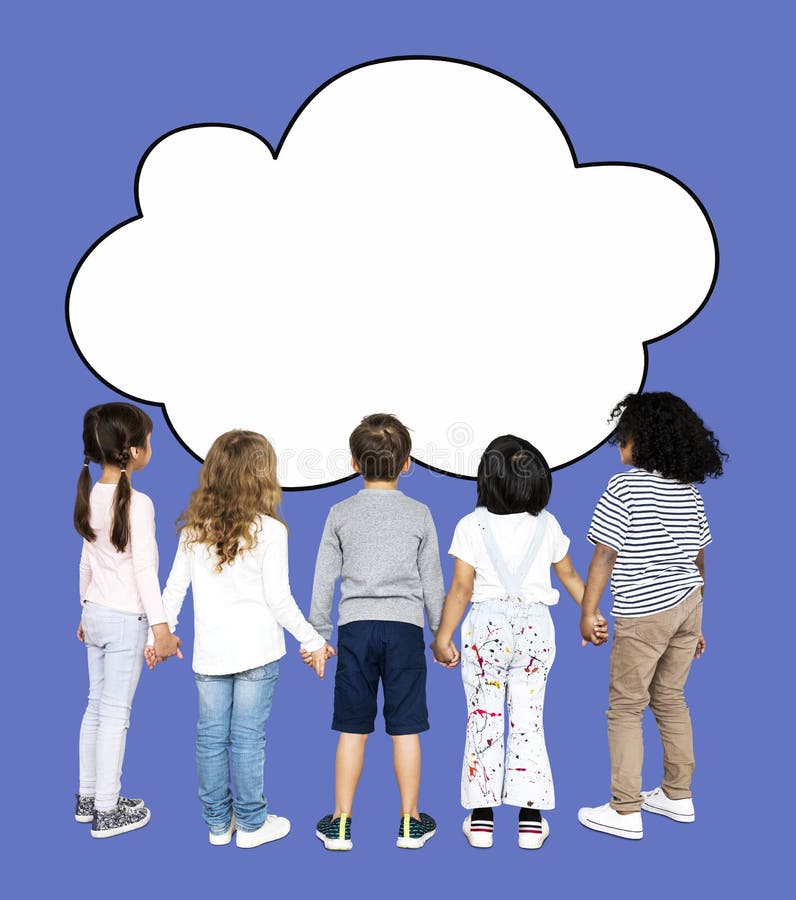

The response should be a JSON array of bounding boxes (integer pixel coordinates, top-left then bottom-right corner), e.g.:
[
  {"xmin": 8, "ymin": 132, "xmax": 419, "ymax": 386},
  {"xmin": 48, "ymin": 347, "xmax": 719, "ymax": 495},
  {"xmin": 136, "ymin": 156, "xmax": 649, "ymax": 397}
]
[{"xmin": 577, "ymin": 392, "xmax": 727, "ymax": 840}]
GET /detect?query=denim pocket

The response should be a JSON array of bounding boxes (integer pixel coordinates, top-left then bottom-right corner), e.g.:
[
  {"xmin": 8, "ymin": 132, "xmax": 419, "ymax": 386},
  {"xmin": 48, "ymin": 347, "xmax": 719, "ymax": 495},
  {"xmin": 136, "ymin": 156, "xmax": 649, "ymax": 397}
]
[{"xmin": 238, "ymin": 661, "xmax": 279, "ymax": 681}]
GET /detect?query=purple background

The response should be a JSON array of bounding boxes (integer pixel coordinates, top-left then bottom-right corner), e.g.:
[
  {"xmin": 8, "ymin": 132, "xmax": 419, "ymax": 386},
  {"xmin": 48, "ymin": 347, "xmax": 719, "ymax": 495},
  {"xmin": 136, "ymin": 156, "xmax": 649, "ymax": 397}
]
[{"xmin": 4, "ymin": 1, "xmax": 789, "ymax": 895}]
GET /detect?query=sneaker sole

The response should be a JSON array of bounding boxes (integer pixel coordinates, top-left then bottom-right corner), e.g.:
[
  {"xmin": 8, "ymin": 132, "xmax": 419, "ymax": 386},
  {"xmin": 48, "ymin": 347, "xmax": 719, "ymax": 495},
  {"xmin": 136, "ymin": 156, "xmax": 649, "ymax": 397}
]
[
  {"xmin": 641, "ymin": 800, "xmax": 695, "ymax": 823},
  {"xmin": 577, "ymin": 810, "xmax": 642, "ymax": 840},
  {"xmin": 237, "ymin": 825, "xmax": 290, "ymax": 849},
  {"xmin": 90, "ymin": 809, "xmax": 151, "ymax": 838},
  {"xmin": 397, "ymin": 828, "xmax": 436, "ymax": 849},
  {"xmin": 315, "ymin": 830, "xmax": 353, "ymax": 851}
]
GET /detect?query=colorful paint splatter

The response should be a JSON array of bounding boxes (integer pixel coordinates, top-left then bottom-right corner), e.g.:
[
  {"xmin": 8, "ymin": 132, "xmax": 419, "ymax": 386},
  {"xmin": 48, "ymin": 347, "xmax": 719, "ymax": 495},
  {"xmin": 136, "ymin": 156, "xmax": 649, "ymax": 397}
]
[{"xmin": 461, "ymin": 599, "xmax": 556, "ymax": 809}]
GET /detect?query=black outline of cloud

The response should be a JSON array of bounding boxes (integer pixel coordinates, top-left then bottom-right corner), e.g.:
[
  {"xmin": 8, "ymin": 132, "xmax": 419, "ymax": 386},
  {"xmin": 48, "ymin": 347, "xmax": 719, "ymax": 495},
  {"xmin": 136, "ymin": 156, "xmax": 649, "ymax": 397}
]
[{"xmin": 65, "ymin": 55, "xmax": 719, "ymax": 491}]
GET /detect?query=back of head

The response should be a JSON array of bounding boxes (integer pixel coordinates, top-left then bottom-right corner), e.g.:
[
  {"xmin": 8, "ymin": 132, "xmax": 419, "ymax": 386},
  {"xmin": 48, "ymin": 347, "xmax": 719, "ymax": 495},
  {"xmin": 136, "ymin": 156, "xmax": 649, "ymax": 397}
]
[
  {"xmin": 477, "ymin": 435, "xmax": 552, "ymax": 515},
  {"xmin": 74, "ymin": 402, "xmax": 153, "ymax": 551},
  {"xmin": 349, "ymin": 413, "xmax": 412, "ymax": 482},
  {"xmin": 179, "ymin": 430, "xmax": 283, "ymax": 571},
  {"xmin": 611, "ymin": 392, "xmax": 727, "ymax": 483}
]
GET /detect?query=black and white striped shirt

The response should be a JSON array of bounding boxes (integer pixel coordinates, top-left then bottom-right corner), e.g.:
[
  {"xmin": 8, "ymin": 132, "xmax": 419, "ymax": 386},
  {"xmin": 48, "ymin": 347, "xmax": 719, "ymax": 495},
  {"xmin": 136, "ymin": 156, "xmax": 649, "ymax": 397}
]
[{"xmin": 588, "ymin": 468, "xmax": 711, "ymax": 618}]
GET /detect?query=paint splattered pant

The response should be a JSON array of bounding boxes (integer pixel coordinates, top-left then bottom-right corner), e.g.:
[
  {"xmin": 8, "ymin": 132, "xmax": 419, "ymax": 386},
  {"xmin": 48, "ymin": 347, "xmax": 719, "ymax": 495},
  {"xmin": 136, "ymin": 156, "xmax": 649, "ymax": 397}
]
[{"xmin": 460, "ymin": 599, "xmax": 556, "ymax": 809}]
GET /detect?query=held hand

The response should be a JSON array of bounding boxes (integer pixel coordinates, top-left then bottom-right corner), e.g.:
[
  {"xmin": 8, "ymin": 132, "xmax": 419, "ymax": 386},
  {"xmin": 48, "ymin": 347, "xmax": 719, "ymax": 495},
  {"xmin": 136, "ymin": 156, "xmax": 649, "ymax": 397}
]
[
  {"xmin": 580, "ymin": 613, "xmax": 608, "ymax": 647},
  {"xmin": 430, "ymin": 638, "xmax": 460, "ymax": 668},
  {"xmin": 694, "ymin": 633, "xmax": 706, "ymax": 659},
  {"xmin": 77, "ymin": 621, "xmax": 85, "ymax": 643},
  {"xmin": 298, "ymin": 647, "xmax": 314, "ymax": 667},
  {"xmin": 153, "ymin": 631, "xmax": 183, "ymax": 662},
  {"xmin": 144, "ymin": 645, "xmax": 160, "ymax": 671},
  {"xmin": 324, "ymin": 642, "xmax": 337, "ymax": 660},
  {"xmin": 310, "ymin": 647, "xmax": 328, "ymax": 679},
  {"xmin": 592, "ymin": 611, "xmax": 609, "ymax": 644}
]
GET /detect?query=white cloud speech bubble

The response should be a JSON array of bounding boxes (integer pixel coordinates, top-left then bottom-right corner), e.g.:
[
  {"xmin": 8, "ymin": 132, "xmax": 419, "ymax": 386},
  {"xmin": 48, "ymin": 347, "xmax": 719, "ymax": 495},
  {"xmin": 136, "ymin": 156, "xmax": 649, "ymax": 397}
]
[{"xmin": 67, "ymin": 58, "xmax": 716, "ymax": 488}]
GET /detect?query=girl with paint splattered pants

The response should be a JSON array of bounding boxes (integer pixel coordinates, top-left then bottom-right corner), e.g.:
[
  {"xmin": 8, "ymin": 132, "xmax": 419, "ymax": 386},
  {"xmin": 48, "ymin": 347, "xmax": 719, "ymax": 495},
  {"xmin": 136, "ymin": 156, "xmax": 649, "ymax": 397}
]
[{"xmin": 431, "ymin": 435, "xmax": 606, "ymax": 849}]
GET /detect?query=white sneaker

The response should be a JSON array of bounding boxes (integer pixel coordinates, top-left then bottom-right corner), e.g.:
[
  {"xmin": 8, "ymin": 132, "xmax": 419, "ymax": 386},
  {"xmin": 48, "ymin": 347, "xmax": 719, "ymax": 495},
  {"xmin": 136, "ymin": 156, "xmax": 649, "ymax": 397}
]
[
  {"xmin": 236, "ymin": 814, "xmax": 291, "ymax": 848},
  {"xmin": 518, "ymin": 816, "xmax": 549, "ymax": 850},
  {"xmin": 641, "ymin": 787, "xmax": 695, "ymax": 823},
  {"xmin": 577, "ymin": 803, "xmax": 643, "ymax": 840},
  {"xmin": 462, "ymin": 813, "xmax": 494, "ymax": 848},
  {"xmin": 209, "ymin": 812, "xmax": 237, "ymax": 845}
]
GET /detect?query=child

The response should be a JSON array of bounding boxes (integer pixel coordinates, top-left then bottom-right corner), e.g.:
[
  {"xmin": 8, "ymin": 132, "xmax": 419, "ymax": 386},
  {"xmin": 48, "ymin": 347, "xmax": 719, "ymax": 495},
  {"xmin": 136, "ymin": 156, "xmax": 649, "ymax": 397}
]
[
  {"xmin": 577, "ymin": 392, "xmax": 726, "ymax": 840},
  {"xmin": 74, "ymin": 402, "xmax": 183, "ymax": 838},
  {"xmin": 431, "ymin": 435, "xmax": 606, "ymax": 849},
  {"xmin": 304, "ymin": 414, "xmax": 445, "ymax": 850},
  {"xmin": 150, "ymin": 430, "xmax": 332, "ymax": 848}
]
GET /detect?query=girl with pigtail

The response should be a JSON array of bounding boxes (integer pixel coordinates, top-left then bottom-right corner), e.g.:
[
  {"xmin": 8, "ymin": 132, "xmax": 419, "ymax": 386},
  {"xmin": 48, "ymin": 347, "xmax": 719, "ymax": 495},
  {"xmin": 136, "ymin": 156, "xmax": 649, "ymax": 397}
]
[{"xmin": 74, "ymin": 402, "xmax": 182, "ymax": 839}]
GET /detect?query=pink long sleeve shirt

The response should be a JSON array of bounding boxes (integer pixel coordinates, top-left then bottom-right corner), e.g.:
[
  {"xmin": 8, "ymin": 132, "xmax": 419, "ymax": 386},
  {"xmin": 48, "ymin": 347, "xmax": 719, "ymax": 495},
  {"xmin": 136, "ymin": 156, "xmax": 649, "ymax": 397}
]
[{"xmin": 79, "ymin": 482, "xmax": 168, "ymax": 626}]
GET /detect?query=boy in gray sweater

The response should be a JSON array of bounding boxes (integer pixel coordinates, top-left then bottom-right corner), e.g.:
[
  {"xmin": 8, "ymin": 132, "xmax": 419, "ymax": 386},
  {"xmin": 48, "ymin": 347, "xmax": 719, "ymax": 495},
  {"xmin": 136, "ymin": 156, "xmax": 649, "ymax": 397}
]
[{"xmin": 304, "ymin": 414, "xmax": 444, "ymax": 851}]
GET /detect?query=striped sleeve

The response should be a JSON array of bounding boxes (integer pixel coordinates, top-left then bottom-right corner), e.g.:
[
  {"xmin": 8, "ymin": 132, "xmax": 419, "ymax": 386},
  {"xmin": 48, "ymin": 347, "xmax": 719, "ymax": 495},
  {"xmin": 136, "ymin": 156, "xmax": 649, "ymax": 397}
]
[
  {"xmin": 588, "ymin": 483, "xmax": 631, "ymax": 552},
  {"xmin": 695, "ymin": 491, "xmax": 712, "ymax": 548}
]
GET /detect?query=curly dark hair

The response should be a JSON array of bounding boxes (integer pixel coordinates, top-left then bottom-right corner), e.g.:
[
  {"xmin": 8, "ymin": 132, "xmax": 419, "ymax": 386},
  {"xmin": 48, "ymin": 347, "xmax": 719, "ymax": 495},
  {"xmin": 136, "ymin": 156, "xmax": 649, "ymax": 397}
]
[{"xmin": 609, "ymin": 392, "xmax": 727, "ymax": 484}]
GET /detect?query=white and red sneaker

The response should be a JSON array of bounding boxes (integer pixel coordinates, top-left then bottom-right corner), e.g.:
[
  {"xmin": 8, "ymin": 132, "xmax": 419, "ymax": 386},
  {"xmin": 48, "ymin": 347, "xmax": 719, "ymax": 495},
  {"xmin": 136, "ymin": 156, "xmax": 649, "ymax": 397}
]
[
  {"xmin": 518, "ymin": 816, "xmax": 549, "ymax": 850},
  {"xmin": 462, "ymin": 812, "xmax": 494, "ymax": 848}
]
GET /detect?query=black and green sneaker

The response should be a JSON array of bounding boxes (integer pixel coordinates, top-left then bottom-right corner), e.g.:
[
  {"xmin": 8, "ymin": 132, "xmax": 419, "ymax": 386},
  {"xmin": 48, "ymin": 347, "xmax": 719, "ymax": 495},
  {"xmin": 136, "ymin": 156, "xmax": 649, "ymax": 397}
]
[
  {"xmin": 396, "ymin": 812, "xmax": 436, "ymax": 849},
  {"xmin": 316, "ymin": 813, "xmax": 353, "ymax": 850}
]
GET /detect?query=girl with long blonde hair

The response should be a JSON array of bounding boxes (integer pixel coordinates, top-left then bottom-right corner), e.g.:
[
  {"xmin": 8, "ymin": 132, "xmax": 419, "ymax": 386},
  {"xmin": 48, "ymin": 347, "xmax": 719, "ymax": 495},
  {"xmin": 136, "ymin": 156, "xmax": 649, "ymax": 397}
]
[{"xmin": 151, "ymin": 430, "xmax": 332, "ymax": 848}]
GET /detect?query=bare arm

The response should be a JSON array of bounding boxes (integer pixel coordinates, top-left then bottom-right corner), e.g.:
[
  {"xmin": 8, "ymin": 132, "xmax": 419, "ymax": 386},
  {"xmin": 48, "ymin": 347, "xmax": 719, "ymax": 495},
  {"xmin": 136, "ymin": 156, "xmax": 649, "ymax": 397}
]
[
  {"xmin": 552, "ymin": 552, "xmax": 585, "ymax": 605},
  {"xmin": 430, "ymin": 558, "xmax": 475, "ymax": 666},
  {"xmin": 580, "ymin": 543, "xmax": 617, "ymax": 645}
]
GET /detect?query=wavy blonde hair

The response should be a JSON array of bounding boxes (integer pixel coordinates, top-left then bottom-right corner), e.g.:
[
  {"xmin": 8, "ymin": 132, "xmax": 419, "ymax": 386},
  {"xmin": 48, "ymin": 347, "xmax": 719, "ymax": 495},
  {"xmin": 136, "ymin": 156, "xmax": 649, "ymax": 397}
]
[{"xmin": 178, "ymin": 430, "xmax": 284, "ymax": 572}]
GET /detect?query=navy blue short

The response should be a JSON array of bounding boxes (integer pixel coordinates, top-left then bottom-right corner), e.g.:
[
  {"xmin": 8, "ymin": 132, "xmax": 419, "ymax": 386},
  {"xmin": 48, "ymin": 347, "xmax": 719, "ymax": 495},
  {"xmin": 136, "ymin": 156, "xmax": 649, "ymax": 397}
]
[{"xmin": 332, "ymin": 620, "xmax": 429, "ymax": 736}]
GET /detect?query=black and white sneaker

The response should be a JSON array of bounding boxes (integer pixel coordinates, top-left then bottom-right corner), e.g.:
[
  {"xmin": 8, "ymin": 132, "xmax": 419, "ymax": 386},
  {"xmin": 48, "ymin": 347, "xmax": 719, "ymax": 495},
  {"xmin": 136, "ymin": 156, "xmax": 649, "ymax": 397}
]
[
  {"xmin": 396, "ymin": 813, "xmax": 436, "ymax": 849},
  {"xmin": 90, "ymin": 803, "xmax": 151, "ymax": 838},
  {"xmin": 463, "ymin": 812, "xmax": 494, "ymax": 848},
  {"xmin": 75, "ymin": 794, "xmax": 145, "ymax": 823}
]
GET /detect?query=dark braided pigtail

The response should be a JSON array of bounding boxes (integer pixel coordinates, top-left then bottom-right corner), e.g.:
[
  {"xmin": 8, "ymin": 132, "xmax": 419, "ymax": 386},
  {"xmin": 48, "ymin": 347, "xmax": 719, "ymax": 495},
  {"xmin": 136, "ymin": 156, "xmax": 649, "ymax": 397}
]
[
  {"xmin": 74, "ymin": 455, "xmax": 96, "ymax": 541},
  {"xmin": 110, "ymin": 449, "xmax": 132, "ymax": 552}
]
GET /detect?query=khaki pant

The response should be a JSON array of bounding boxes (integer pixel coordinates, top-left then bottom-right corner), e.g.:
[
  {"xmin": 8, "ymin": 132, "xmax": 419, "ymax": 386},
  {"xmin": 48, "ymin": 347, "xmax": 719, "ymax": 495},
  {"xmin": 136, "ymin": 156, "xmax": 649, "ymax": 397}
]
[{"xmin": 607, "ymin": 587, "xmax": 703, "ymax": 812}]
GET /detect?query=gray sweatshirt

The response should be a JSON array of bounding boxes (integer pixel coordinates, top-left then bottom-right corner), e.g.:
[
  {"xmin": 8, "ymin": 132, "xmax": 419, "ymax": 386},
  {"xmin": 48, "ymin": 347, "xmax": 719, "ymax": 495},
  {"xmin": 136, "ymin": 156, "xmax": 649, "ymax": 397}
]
[{"xmin": 309, "ymin": 489, "xmax": 445, "ymax": 640}]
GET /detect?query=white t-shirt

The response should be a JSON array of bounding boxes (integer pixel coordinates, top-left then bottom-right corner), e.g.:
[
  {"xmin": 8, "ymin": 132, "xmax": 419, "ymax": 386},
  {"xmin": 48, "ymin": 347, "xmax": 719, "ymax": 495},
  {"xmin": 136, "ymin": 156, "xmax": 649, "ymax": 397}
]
[
  {"xmin": 161, "ymin": 514, "xmax": 325, "ymax": 675},
  {"xmin": 448, "ymin": 509, "xmax": 570, "ymax": 605}
]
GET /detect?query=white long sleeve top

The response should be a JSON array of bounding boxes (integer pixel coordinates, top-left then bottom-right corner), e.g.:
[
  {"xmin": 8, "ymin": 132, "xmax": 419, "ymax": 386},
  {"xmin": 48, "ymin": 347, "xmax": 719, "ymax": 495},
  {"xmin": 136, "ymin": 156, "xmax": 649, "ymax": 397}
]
[
  {"xmin": 161, "ymin": 514, "xmax": 325, "ymax": 675},
  {"xmin": 79, "ymin": 483, "xmax": 167, "ymax": 625}
]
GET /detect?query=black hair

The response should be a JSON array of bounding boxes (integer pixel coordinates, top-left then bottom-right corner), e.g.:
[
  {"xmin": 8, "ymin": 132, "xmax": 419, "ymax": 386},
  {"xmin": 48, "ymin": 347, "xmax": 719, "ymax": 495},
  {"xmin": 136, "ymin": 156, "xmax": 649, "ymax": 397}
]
[
  {"xmin": 476, "ymin": 435, "xmax": 552, "ymax": 515},
  {"xmin": 610, "ymin": 392, "xmax": 727, "ymax": 484}
]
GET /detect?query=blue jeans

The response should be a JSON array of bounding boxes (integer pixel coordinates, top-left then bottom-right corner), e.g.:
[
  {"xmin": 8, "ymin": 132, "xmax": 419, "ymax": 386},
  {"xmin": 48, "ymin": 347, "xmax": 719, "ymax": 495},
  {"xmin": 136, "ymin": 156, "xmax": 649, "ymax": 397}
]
[
  {"xmin": 79, "ymin": 601, "xmax": 148, "ymax": 810},
  {"xmin": 194, "ymin": 662, "xmax": 279, "ymax": 833}
]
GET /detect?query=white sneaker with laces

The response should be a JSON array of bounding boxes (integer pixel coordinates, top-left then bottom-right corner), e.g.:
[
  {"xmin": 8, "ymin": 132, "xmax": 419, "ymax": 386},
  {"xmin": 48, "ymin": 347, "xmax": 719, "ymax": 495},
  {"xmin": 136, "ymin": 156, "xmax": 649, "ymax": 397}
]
[
  {"xmin": 577, "ymin": 802, "xmax": 643, "ymax": 840},
  {"xmin": 236, "ymin": 814, "xmax": 291, "ymax": 848},
  {"xmin": 209, "ymin": 812, "xmax": 237, "ymax": 845},
  {"xmin": 462, "ymin": 813, "xmax": 494, "ymax": 848},
  {"xmin": 641, "ymin": 787, "xmax": 695, "ymax": 823}
]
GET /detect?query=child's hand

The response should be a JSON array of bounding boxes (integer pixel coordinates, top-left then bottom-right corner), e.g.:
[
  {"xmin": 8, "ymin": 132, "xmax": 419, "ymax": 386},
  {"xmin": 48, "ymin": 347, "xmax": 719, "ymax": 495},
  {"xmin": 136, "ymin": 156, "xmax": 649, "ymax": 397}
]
[
  {"xmin": 592, "ymin": 611, "xmax": 609, "ymax": 644},
  {"xmin": 77, "ymin": 621, "xmax": 85, "ymax": 643},
  {"xmin": 694, "ymin": 633, "xmax": 706, "ymax": 659},
  {"xmin": 430, "ymin": 639, "xmax": 460, "ymax": 668},
  {"xmin": 144, "ymin": 645, "xmax": 160, "ymax": 671},
  {"xmin": 580, "ymin": 612, "xmax": 608, "ymax": 647},
  {"xmin": 310, "ymin": 643, "xmax": 336, "ymax": 679},
  {"xmin": 153, "ymin": 631, "xmax": 183, "ymax": 662},
  {"xmin": 299, "ymin": 647, "xmax": 314, "ymax": 666}
]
